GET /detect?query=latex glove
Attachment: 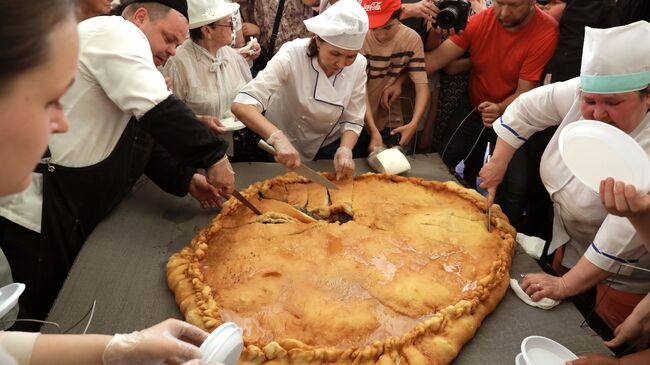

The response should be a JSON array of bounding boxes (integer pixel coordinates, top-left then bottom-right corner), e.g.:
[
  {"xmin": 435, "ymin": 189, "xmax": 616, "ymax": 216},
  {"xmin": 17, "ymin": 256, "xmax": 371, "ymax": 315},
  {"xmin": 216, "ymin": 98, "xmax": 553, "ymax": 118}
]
[
  {"xmin": 334, "ymin": 146, "xmax": 354, "ymax": 180},
  {"xmin": 206, "ymin": 156, "xmax": 235, "ymax": 199},
  {"xmin": 182, "ymin": 360, "xmax": 225, "ymax": 365},
  {"xmin": 267, "ymin": 130, "xmax": 301, "ymax": 168},
  {"xmin": 102, "ymin": 319, "xmax": 208, "ymax": 365},
  {"xmin": 189, "ymin": 173, "xmax": 222, "ymax": 209}
]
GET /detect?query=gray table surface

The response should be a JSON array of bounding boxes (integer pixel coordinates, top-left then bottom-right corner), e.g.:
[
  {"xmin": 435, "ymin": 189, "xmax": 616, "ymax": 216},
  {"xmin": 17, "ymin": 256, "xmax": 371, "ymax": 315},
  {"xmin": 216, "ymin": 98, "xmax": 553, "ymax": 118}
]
[{"xmin": 46, "ymin": 154, "xmax": 612, "ymax": 363}]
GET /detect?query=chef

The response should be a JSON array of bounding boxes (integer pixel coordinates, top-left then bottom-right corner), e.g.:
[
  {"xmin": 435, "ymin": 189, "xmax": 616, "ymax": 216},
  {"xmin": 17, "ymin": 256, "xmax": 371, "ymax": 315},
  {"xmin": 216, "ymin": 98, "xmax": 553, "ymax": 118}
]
[
  {"xmin": 0, "ymin": 0, "xmax": 235, "ymax": 325},
  {"xmin": 231, "ymin": 0, "xmax": 368, "ymax": 179},
  {"xmin": 479, "ymin": 21, "xmax": 650, "ymax": 330}
]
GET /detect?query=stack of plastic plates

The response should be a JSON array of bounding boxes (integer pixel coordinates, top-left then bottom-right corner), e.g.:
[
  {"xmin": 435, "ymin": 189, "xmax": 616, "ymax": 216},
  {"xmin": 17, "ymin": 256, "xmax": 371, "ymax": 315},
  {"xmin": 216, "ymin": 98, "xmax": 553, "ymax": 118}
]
[{"xmin": 200, "ymin": 322, "xmax": 244, "ymax": 365}]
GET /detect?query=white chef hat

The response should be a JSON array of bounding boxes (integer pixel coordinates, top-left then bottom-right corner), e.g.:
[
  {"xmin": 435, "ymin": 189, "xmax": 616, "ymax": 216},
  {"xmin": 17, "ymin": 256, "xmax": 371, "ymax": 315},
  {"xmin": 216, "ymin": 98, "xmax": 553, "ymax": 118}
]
[
  {"xmin": 581, "ymin": 21, "xmax": 650, "ymax": 94},
  {"xmin": 303, "ymin": 0, "xmax": 369, "ymax": 51},
  {"xmin": 188, "ymin": 0, "xmax": 239, "ymax": 29}
]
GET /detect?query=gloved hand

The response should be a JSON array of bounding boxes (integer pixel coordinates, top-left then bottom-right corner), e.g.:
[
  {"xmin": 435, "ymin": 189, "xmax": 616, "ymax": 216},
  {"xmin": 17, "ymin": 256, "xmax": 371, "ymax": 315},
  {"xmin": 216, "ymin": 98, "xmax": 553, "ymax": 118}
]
[
  {"xmin": 267, "ymin": 130, "xmax": 300, "ymax": 168},
  {"xmin": 334, "ymin": 146, "xmax": 354, "ymax": 180},
  {"xmin": 182, "ymin": 360, "xmax": 225, "ymax": 365},
  {"xmin": 206, "ymin": 155, "xmax": 235, "ymax": 199},
  {"xmin": 102, "ymin": 319, "xmax": 208, "ymax": 365}
]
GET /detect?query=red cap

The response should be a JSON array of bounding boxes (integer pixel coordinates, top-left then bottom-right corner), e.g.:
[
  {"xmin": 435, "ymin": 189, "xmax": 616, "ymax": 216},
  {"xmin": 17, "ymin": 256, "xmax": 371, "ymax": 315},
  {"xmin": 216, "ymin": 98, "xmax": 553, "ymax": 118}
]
[{"xmin": 361, "ymin": 0, "xmax": 402, "ymax": 29}]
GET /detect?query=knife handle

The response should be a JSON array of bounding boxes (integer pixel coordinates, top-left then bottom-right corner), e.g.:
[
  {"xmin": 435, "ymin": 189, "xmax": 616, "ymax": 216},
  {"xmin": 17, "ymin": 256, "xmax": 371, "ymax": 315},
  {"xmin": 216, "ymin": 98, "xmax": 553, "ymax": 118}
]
[{"xmin": 257, "ymin": 139, "xmax": 277, "ymax": 156}]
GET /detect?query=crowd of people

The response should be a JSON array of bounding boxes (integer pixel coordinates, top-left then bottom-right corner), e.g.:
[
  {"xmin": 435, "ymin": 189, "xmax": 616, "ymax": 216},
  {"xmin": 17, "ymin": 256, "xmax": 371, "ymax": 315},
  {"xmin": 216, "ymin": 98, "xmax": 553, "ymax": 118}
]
[{"xmin": 0, "ymin": 0, "xmax": 649, "ymax": 364}]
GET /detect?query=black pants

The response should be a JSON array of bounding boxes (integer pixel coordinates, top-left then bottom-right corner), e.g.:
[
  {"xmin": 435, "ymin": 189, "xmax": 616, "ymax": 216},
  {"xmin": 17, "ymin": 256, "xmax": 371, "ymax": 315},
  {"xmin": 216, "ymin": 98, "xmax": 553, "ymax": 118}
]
[
  {"xmin": 439, "ymin": 96, "xmax": 528, "ymax": 227},
  {"xmin": 0, "ymin": 217, "xmax": 56, "ymax": 331}
]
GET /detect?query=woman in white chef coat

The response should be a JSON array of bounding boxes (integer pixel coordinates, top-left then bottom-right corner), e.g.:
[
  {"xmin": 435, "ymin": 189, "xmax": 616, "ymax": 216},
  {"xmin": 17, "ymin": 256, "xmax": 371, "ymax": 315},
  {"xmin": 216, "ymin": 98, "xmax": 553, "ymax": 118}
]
[
  {"xmin": 162, "ymin": 0, "xmax": 253, "ymax": 157},
  {"xmin": 0, "ymin": 0, "xmax": 220, "ymax": 364},
  {"xmin": 479, "ymin": 21, "xmax": 650, "ymax": 330},
  {"xmin": 231, "ymin": 0, "xmax": 368, "ymax": 179}
]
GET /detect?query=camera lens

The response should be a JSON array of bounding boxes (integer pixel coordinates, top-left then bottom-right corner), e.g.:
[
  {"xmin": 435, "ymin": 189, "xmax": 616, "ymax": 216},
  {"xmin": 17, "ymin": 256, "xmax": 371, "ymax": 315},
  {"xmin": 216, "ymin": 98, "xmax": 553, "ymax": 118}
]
[{"xmin": 437, "ymin": 7, "xmax": 459, "ymax": 29}]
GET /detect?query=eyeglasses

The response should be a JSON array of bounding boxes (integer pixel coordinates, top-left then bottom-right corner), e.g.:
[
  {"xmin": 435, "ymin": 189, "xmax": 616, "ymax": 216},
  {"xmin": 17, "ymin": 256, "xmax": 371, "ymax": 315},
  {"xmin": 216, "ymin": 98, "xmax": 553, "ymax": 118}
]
[{"xmin": 210, "ymin": 22, "xmax": 233, "ymax": 29}]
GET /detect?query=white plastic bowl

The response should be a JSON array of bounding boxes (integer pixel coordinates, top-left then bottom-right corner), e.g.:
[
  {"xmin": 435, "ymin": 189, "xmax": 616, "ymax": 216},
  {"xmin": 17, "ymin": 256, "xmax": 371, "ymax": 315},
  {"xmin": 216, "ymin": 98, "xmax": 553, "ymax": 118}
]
[
  {"xmin": 200, "ymin": 322, "xmax": 244, "ymax": 365},
  {"xmin": 521, "ymin": 336, "xmax": 578, "ymax": 365},
  {"xmin": 515, "ymin": 352, "xmax": 526, "ymax": 365},
  {"xmin": 559, "ymin": 120, "xmax": 650, "ymax": 194},
  {"xmin": 0, "ymin": 283, "xmax": 25, "ymax": 318}
]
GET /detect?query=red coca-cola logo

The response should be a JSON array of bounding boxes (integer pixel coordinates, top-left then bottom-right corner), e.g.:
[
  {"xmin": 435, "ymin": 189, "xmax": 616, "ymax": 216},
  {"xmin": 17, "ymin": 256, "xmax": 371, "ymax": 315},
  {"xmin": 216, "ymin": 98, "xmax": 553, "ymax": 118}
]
[{"xmin": 363, "ymin": 1, "xmax": 383, "ymax": 12}]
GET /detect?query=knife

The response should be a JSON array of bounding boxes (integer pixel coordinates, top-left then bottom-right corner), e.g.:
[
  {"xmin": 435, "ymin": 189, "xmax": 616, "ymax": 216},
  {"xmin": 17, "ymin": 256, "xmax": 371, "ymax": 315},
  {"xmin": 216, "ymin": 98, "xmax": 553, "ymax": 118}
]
[
  {"xmin": 231, "ymin": 190, "xmax": 262, "ymax": 215},
  {"xmin": 484, "ymin": 143, "xmax": 492, "ymax": 233},
  {"xmin": 257, "ymin": 139, "xmax": 339, "ymax": 190}
]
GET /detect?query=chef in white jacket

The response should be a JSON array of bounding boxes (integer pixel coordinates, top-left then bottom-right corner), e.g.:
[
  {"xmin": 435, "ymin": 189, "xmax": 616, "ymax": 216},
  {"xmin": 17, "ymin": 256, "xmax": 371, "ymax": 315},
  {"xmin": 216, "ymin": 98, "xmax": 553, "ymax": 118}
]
[
  {"xmin": 480, "ymin": 21, "xmax": 650, "ymax": 330},
  {"xmin": 231, "ymin": 0, "xmax": 368, "ymax": 179}
]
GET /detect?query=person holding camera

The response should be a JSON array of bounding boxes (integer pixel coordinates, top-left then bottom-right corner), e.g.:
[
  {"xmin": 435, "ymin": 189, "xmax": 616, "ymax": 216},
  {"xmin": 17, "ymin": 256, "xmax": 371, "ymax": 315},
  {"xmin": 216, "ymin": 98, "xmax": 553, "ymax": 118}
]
[{"xmin": 387, "ymin": 0, "xmax": 558, "ymax": 226}]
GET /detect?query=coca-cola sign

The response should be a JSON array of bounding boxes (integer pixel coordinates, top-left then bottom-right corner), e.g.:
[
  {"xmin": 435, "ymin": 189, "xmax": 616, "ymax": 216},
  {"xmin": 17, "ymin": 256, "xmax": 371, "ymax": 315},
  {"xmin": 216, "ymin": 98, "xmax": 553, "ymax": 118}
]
[{"xmin": 363, "ymin": 1, "xmax": 382, "ymax": 11}]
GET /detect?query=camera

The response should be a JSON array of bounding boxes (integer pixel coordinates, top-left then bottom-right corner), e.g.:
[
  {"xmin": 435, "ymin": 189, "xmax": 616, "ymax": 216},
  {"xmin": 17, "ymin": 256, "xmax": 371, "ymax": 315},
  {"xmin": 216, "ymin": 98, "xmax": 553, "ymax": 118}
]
[{"xmin": 436, "ymin": 0, "xmax": 470, "ymax": 32}]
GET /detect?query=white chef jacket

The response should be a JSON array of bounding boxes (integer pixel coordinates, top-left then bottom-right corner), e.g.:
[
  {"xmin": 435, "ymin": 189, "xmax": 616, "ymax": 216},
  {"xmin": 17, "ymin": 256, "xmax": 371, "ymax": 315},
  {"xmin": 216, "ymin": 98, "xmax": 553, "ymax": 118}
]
[
  {"xmin": 162, "ymin": 40, "xmax": 252, "ymax": 155},
  {"xmin": 0, "ymin": 16, "xmax": 171, "ymax": 233},
  {"xmin": 494, "ymin": 77, "xmax": 650, "ymax": 293},
  {"xmin": 234, "ymin": 38, "xmax": 367, "ymax": 160}
]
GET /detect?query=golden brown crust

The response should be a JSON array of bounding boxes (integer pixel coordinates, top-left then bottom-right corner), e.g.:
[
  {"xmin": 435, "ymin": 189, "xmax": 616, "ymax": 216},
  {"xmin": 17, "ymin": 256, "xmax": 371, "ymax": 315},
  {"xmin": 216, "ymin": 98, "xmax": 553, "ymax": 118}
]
[{"xmin": 167, "ymin": 173, "xmax": 516, "ymax": 365}]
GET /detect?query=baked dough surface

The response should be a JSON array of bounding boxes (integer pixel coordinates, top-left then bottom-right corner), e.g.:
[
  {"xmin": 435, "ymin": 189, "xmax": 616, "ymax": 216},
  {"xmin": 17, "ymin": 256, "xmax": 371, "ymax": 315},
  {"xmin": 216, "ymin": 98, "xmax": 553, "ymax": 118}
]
[{"xmin": 168, "ymin": 173, "xmax": 516, "ymax": 365}]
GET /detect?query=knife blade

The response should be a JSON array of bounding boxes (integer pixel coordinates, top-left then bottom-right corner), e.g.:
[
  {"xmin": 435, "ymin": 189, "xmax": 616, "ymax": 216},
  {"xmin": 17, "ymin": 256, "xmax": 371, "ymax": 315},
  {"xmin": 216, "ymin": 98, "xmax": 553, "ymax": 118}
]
[
  {"xmin": 232, "ymin": 190, "xmax": 262, "ymax": 215},
  {"xmin": 257, "ymin": 139, "xmax": 339, "ymax": 190},
  {"xmin": 484, "ymin": 143, "xmax": 492, "ymax": 233}
]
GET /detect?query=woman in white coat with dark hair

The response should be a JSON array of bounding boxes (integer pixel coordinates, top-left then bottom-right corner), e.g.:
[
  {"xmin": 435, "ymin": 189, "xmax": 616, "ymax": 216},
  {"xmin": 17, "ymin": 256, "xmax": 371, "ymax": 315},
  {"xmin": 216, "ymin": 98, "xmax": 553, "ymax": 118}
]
[
  {"xmin": 479, "ymin": 21, "xmax": 650, "ymax": 331},
  {"xmin": 232, "ymin": 0, "xmax": 368, "ymax": 179}
]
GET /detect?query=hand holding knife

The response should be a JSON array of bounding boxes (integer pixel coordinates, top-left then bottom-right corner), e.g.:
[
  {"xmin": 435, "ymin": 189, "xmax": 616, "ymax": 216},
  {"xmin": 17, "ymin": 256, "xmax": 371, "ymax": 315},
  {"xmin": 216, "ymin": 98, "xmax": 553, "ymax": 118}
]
[{"xmin": 258, "ymin": 139, "xmax": 339, "ymax": 190}]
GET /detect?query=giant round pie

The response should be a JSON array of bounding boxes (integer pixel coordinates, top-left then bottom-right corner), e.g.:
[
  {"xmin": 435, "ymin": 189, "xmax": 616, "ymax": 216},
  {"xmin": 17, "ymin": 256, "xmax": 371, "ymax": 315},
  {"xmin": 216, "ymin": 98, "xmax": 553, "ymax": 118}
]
[{"xmin": 167, "ymin": 173, "xmax": 516, "ymax": 365}]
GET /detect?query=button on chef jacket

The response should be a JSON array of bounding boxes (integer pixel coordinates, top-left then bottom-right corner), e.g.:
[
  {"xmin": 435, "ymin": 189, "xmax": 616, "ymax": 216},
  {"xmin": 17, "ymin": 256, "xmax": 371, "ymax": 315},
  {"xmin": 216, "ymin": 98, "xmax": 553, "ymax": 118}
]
[{"xmin": 234, "ymin": 38, "xmax": 367, "ymax": 161}]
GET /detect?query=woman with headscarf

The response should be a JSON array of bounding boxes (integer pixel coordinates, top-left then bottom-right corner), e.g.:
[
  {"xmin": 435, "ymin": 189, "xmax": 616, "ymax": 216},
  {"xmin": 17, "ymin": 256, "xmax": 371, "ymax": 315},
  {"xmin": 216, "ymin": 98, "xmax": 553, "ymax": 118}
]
[{"xmin": 232, "ymin": 0, "xmax": 368, "ymax": 179}]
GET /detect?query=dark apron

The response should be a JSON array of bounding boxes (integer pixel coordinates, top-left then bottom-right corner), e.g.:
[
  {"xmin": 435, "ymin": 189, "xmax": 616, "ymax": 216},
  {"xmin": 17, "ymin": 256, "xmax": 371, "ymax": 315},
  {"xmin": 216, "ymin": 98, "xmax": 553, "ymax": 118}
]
[{"xmin": 32, "ymin": 118, "xmax": 153, "ymax": 318}]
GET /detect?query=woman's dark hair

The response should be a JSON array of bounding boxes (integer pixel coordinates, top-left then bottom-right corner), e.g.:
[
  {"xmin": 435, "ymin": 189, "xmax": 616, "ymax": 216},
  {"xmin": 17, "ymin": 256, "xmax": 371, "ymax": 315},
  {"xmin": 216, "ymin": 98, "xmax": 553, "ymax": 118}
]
[
  {"xmin": 189, "ymin": 27, "xmax": 204, "ymax": 41},
  {"xmin": 0, "ymin": 0, "xmax": 76, "ymax": 94},
  {"xmin": 306, "ymin": 36, "xmax": 322, "ymax": 58}
]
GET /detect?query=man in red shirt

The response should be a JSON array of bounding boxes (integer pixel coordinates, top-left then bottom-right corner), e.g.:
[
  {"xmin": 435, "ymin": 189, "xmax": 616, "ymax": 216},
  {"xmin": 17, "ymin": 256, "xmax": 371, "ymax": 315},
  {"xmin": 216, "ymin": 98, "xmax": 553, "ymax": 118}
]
[{"xmin": 407, "ymin": 0, "xmax": 559, "ymax": 225}]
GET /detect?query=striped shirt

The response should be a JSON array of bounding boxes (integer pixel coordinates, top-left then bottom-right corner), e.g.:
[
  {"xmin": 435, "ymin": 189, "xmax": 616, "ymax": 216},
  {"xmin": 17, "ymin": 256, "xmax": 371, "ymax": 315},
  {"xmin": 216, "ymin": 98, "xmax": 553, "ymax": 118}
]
[{"xmin": 362, "ymin": 23, "xmax": 427, "ymax": 130}]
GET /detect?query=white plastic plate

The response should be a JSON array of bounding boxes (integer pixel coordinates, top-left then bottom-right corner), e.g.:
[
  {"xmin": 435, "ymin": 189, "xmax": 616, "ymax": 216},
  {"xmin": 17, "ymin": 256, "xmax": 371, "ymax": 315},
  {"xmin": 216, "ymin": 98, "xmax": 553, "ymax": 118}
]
[
  {"xmin": 559, "ymin": 120, "xmax": 650, "ymax": 194},
  {"xmin": 515, "ymin": 352, "xmax": 526, "ymax": 365},
  {"xmin": 521, "ymin": 336, "xmax": 578, "ymax": 365},
  {"xmin": 220, "ymin": 117, "xmax": 245, "ymax": 132},
  {"xmin": 0, "ymin": 283, "xmax": 25, "ymax": 318},
  {"xmin": 200, "ymin": 322, "xmax": 244, "ymax": 365}
]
